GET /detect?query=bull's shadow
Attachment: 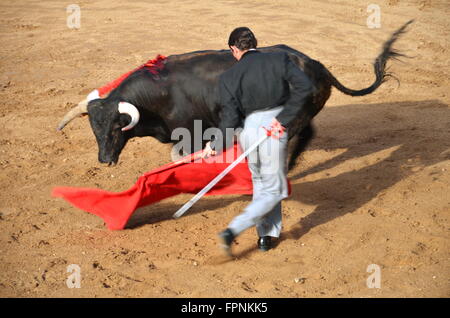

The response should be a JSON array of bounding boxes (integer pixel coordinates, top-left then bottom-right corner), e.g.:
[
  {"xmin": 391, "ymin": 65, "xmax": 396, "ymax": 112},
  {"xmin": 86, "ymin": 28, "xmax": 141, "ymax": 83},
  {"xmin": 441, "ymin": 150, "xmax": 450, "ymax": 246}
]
[{"xmin": 126, "ymin": 99, "xmax": 450, "ymax": 254}]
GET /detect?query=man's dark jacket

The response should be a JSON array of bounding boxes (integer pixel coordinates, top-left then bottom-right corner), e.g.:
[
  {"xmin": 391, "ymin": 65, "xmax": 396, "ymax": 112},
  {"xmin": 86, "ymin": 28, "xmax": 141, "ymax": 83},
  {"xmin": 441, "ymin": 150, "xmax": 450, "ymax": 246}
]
[{"xmin": 211, "ymin": 49, "xmax": 313, "ymax": 152}]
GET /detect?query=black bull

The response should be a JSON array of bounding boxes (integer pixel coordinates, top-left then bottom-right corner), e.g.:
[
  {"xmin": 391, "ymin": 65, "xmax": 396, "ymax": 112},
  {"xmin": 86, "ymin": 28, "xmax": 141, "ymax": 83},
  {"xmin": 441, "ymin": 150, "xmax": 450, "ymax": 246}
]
[{"xmin": 58, "ymin": 21, "xmax": 412, "ymax": 169}]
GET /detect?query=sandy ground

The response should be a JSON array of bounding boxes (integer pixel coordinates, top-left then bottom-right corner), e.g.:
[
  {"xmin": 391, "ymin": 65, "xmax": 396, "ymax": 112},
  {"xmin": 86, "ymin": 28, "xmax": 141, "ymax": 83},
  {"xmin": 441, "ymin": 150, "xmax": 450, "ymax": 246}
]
[{"xmin": 0, "ymin": 0, "xmax": 449, "ymax": 298}]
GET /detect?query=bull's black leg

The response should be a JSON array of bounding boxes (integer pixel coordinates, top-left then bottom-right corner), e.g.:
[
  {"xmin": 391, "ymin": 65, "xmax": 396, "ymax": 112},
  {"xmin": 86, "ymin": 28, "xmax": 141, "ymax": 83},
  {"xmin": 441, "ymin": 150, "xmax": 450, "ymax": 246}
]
[{"xmin": 287, "ymin": 123, "xmax": 315, "ymax": 171}]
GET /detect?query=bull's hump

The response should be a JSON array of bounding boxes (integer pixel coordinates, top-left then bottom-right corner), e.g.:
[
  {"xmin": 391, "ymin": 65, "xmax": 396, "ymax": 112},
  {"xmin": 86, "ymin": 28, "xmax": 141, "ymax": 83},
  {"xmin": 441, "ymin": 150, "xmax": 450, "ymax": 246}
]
[
  {"xmin": 168, "ymin": 50, "xmax": 227, "ymax": 62},
  {"xmin": 167, "ymin": 45, "xmax": 297, "ymax": 62}
]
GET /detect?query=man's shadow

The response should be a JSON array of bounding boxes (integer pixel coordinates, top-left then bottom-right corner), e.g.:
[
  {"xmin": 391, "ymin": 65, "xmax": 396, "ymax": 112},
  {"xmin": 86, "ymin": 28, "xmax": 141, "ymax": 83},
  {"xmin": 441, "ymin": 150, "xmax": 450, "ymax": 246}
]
[{"xmin": 126, "ymin": 99, "xmax": 450, "ymax": 257}]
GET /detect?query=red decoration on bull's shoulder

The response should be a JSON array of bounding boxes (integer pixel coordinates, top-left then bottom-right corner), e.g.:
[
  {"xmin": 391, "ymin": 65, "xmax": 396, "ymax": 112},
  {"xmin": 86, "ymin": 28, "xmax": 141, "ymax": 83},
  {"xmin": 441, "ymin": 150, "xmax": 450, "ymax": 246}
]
[{"xmin": 97, "ymin": 54, "xmax": 167, "ymax": 97}]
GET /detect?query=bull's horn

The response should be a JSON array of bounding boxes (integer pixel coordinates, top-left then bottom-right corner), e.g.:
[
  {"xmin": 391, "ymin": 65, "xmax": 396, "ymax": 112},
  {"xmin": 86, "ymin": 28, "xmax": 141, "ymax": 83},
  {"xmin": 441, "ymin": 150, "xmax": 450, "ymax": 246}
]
[
  {"xmin": 57, "ymin": 98, "xmax": 88, "ymax": 131},
  {"xmin": 118, "ymin": 102, "xmax": 140, "ymax": 131}
]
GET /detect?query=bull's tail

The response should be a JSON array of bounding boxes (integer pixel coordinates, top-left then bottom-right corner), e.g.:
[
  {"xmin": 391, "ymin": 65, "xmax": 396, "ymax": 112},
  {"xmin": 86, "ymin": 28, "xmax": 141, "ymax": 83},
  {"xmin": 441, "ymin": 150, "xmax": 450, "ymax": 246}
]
[{"xmin": 327, "ymin": 20, "xmax": 414, "ymax": 97}]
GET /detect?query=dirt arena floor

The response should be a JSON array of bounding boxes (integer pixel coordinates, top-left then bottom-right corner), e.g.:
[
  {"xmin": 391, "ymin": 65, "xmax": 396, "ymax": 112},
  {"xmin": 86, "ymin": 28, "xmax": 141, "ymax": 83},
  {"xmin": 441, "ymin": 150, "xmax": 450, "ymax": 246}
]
[{"xmin": 0, "ymin": 0, "xmax": 449, "ymax": 298}]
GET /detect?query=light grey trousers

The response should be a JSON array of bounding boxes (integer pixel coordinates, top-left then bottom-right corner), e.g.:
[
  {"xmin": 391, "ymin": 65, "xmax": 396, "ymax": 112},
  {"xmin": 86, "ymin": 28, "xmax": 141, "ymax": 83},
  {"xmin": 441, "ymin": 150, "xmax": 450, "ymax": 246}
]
[{"xmin": 228, "ymin": 106, "xmax": 289, "ymax": 238}]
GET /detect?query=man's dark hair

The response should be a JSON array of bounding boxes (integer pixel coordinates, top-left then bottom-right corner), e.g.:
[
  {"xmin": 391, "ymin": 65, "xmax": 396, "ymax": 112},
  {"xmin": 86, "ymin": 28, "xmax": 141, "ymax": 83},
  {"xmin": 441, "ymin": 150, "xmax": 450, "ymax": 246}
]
[{"xmin": 228, "ymin": 27, "xmax": 258, "ymax": 50}]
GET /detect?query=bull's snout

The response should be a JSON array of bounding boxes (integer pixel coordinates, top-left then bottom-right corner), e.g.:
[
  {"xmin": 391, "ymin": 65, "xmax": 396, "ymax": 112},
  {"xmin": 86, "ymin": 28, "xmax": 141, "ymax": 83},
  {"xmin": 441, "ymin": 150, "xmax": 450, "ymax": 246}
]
[{"xmin": 98, "ymin": 154, "xmax": 118, "ymax": 166}]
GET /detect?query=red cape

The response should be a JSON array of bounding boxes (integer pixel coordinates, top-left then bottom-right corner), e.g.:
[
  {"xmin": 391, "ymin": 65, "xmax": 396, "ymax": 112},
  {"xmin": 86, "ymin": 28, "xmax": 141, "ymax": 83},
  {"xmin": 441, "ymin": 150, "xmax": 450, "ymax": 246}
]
[{"xmin": 52, "ymin": 144, "xmax": 260, "ymax": 230}]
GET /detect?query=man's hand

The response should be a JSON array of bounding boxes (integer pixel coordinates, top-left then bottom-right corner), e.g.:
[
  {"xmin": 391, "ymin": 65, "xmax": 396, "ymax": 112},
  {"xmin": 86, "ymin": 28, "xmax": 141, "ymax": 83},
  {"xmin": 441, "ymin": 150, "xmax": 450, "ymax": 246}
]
[
  {"xmin": 202, "ymin": 141, "xmax": 217, "ymax": 158},
  {"xmin": 266, "ymin": 118, "xmax": 286, "ymax": 139}
]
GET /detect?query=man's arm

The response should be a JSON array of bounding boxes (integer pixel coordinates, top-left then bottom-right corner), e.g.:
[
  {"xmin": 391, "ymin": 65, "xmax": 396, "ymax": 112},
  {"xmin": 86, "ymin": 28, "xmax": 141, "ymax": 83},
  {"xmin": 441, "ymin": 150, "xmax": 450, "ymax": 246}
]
[
  {"xmin": 275, "ymin": 53, "xmax": 313, "ymax": 128},
  {"xmin": 209, "ymin": 75, "xmax": 242, "ymax": 154}
]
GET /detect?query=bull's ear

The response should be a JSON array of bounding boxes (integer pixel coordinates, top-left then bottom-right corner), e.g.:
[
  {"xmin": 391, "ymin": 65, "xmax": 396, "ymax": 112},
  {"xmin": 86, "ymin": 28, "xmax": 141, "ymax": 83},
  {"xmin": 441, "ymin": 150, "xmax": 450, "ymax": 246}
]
[{"xmin": 118, "ymin": 113, "xmax": 131, "ymax": 128}]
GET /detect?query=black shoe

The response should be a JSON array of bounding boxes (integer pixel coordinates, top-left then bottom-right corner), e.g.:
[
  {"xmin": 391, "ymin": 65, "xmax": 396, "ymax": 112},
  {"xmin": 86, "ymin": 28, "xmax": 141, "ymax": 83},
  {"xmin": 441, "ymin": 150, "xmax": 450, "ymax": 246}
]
[
  {"xmin": 218, "ymin": 228, "xmax": 235, "ymax": 257},
  {"xmin": 257, "ymin": 236, "xmax": 272, "ymax": 252}
]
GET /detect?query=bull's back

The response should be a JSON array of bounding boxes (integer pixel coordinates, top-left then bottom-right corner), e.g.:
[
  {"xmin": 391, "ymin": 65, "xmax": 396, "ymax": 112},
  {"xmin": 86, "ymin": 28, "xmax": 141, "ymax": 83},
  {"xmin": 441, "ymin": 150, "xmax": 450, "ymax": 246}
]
[
  {"xmin": 167, "ymin": 45, "xmax": 313, "ymax": 72},
  {"xmin": 167, "ymin": 44, "xmax": 328, "ymax": 94},
  {"xmin": 165, "ymin": 45, "xmax": 330, "ymax": 125}
]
